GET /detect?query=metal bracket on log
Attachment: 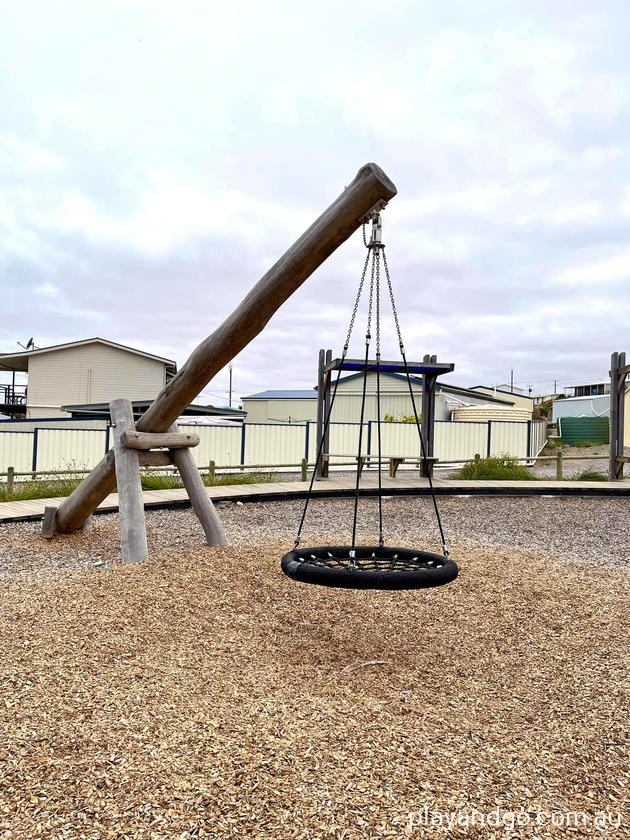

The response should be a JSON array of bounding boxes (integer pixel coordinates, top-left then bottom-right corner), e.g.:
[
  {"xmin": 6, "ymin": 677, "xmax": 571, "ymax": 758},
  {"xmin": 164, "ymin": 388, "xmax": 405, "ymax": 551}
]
[{"xmin": 43, "ymin": 162, "xmax": 397, "ymax": 539}]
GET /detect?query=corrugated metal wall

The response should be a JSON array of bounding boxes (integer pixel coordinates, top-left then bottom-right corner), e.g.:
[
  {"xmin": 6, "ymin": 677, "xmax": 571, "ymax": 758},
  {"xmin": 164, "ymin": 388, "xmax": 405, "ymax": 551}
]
[
  {"xmin": 180, "ymin": 424, "xmax": 243, "ymax": 467},
  {"xmin": 559, "ymin": 416, "xmax": 609, "ymax": 444},
  {"xmin": 35, "ymin": 428, "xmax": 108, "ymax": 472},
  {"xmin": 489, "ymin": 422, "xmax": 528, "ymax": 458},
  {"xmin": 0, "ymin": 432, "xmax": 34, "ymax": 472},
  {"xmin": 0, "ymin": 419, "xmax": 550, "ymax": 476},
  {"xmin": 243, "ymin": 424, "xmax": 306, "ymax": 465},
  {"xmin": 435, "ymin": 422, "xmax": 488, "ymax": 461}
]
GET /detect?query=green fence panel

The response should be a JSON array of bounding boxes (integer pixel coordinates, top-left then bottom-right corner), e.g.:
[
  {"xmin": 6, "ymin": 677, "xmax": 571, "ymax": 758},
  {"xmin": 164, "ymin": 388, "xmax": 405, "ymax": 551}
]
[{"xmin": 559, "ymin": 416, "xmax": 609, "ymax": 444}]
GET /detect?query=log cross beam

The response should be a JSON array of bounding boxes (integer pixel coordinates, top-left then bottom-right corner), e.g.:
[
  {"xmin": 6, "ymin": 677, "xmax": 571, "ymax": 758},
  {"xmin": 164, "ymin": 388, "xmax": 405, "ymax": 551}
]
[
  {"xmin": 45, "ymin": 162, "xmax": 397, "ymax": 535},
  {"xmin": 121, "ymin": 430, "xmax": 200, "ymax": 450}
]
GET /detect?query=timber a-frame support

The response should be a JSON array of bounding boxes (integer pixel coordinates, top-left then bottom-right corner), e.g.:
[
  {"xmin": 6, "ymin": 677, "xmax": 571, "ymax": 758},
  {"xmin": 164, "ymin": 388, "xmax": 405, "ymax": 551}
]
[
  {"xmin": 609, "ymin": 351, "xmax": 628, "ymax": 480},
  {"xmin": 44, "ymin": 163, "xmax": 397, "ymax": 541}
]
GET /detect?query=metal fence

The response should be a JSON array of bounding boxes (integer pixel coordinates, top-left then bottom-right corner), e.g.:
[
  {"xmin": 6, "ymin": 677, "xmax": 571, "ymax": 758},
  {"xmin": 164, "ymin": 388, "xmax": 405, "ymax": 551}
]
[{"xmin": 0, "ymin": 419, "xmax": 548, "ymax": 474}]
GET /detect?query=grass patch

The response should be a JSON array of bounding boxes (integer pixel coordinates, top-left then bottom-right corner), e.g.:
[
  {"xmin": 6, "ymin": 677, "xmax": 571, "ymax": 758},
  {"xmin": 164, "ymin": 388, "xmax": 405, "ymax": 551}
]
[
  {"xmin": 570, "ymin": 469, "xmax": 608, "ymax": 482},
  {"xmin": 0, "ymin": 469, "xmax": 278, "ymax": 503},
  {"xmin": 571, "ymin": 440, "xmax": 607, "ymax": 448},
  {"xmin": 0, "ymin": 477, "xmax": 84, "ymax": 502},
  {"xmin": 140, "ymin": 472, "xmax": 183, "ymax": 491},
  {"xmin": 203, "ymin": 471, "xmax": 275, "ymax": 487},
  {"xmin": 456, "ymin": 455, "xmax": 538, "ymax": 481}
]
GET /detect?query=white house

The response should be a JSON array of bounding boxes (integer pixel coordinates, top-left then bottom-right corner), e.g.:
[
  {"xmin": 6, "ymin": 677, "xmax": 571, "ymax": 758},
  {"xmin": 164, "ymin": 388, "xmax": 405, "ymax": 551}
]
[{"xmin": 0, "ymin": 338, "xmax": 177, "ymax": 419}]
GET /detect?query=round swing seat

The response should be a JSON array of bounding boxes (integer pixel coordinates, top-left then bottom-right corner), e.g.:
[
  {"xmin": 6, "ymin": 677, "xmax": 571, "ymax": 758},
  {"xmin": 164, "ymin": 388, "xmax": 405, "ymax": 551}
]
[{"xmin": 281, "ymin": 545, "xmax": 458, "ymax": 591}]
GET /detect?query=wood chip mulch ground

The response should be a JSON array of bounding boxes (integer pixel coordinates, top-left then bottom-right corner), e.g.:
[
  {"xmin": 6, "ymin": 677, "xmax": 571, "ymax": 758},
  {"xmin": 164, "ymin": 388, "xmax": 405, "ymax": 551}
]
[{"xmin": 0, "ymin": 497, "xmax": 628, "ymax": 838}]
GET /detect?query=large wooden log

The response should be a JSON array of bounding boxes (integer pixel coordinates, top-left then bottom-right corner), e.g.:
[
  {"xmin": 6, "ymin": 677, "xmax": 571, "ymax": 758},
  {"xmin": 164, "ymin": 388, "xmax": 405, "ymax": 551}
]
[
  {"xmin": 111, "ymin": 399, "xmax": 149, "ymax": 563},
  {"xmin": 51, "ymin": 163, "xmax": 397, "ymax": 534},
  {"xmin": 121, "ymin": 430, "xmax": 199, "ymax": 450}
]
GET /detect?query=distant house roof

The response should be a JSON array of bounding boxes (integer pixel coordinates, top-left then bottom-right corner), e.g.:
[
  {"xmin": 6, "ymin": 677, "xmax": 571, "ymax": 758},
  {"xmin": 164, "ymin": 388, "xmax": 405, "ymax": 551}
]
[
  {"xmin": 469, "ymin": 385, "xmax": 534, "ymax": 402},
  {"xmin": 243, "ymin": 390, "xmax": 317, "ymax": 400},
  {"xmin": 62, "ymin": 401, "xmax": 245, "ymax": 421},
  {"xmin": 0, "ymin": 337, "xmax": 177, "ymax": 374},
  {"xmin": 244, "ymin": 378, "xmax": 514, "ymax": 406}
]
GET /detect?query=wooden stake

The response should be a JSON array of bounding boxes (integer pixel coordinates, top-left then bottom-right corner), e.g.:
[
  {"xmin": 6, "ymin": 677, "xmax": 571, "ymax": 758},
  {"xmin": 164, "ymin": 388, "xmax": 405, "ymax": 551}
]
[
  {"xmin": 49, "ymin": 163, "xmax": 397, "ymax": 535},
  {"xmin": 111, "ymin": 399, "xmax": 148, "ymax": 564}
]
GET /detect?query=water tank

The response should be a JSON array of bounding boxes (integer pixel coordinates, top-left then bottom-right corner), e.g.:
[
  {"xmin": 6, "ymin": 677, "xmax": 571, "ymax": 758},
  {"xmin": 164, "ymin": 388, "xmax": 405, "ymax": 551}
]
[{"xmin": 451, "ymin": 405, "xmax": 532, "ymax": 423}]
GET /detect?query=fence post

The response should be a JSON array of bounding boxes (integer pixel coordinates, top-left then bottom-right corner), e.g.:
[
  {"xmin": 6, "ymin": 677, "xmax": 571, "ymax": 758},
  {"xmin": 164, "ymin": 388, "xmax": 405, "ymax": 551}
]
[
  {"xmin": 526, "ymin": 420, "xmax": 531, "ymax": 457},
  {"xmin": 301, "ymin": 458, "xmax": 308, "ymax": 481},
  {"xmin": 240, "ymin": 424, "xmax": 246, "ymax": 471},
  {"xmin": 556, "ymin": 449, "xmax": 563, "ymax": 480},
  {"xmin": 7, "ymin": 466, "xmax": 14, "ymax": 495},
  {"xmin": 32, "ymin": 428, "xmax": 39, "ymax": 471},
  {"xmin": 209, "ymin": 460, "xmax": 216, "ymax": 483},
  {"xmin": 486, "ymin": 423, "xmax": 492, "ymax": 457}
]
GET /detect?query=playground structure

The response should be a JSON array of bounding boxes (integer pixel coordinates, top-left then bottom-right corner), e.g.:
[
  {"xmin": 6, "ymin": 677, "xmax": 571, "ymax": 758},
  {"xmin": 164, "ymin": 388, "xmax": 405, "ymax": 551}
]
[{"xmin": 42, "ymin": 163, "xmax": 398, "ymax": 561}]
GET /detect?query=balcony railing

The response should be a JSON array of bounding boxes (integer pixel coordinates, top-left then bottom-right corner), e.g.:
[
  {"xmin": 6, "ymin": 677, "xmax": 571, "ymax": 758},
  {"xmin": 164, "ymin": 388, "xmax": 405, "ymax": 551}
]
[{"xmin": 0, "ymin": 384, "xmax": 27, "ymax": 405}]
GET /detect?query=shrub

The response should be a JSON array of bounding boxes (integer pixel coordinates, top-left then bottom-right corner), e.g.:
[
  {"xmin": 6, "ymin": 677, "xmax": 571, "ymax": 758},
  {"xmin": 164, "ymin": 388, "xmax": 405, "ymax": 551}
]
[
  {"xmin": 571, "ymin": 469, "xmax": 608, "ymax": 482},
  {"xmin": 456, "ymin": 455, "xmax": 537, "ymax": 481},
  {"xmin": 384, "ymin": 413, "xmax": 421, "ymax": 423}
]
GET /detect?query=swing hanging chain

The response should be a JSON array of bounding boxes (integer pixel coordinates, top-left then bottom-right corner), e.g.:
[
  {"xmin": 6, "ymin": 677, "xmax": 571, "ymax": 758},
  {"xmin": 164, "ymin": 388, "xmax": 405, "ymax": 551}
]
[
  {"xmin": 350, "ymin": 255, "xmax": 375, "ymax": 549},
  {"xmin": 293, "ymin": 209, "xmax": 451, "ymax": 560},
  {"xmin": 374, "ymin": 247, "xmax": 384, "ymax": 547},
  {"xmin": 294, "ymin": 238, "xmax": 372, "ymax": 549},
  {"xmin": 381, "ymin": 247, "xmax": 450, "ymax": 557}
]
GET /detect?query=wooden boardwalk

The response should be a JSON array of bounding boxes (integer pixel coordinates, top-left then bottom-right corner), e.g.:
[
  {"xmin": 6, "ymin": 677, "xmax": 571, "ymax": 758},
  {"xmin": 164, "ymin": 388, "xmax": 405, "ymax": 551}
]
[{"xmin": 2, "ymin": 473, "xmax": 630, "ymax": 524}]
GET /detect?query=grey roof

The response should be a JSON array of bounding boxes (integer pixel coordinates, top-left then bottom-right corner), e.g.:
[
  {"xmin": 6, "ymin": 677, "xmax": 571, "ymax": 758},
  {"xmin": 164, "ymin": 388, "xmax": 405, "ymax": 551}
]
[
  {"xmin": 243, "ymin": 390, "xmax": 316, "ymax": 400},
  {"xmin": 0, "ymin": 337, "xmax": 177, "ymax": 374},
  {"xmin": 61, "ymin": 401, "xmax": 245, "ymax": 420}
]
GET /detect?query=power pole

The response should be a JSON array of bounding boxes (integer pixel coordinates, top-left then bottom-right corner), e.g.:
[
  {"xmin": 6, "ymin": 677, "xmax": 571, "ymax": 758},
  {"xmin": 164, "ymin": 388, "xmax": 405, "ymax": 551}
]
[
  {"xmin": 228, "ymin": 364, "xmax": 233, "ymax": 407},
  {"xmin": 510, "ymin": 369, "xmax": 514, "ymax": 393},
  {"xmin": 553, "ymin": 379, "xmax": 557, "ymax": 395}
]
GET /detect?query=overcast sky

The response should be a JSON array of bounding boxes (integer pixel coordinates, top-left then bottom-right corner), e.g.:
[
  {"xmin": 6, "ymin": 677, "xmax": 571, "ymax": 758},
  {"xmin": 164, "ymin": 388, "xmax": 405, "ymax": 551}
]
[{"xmin": 1, "ymin": 0, "xmax": 628, "ymax": 405}]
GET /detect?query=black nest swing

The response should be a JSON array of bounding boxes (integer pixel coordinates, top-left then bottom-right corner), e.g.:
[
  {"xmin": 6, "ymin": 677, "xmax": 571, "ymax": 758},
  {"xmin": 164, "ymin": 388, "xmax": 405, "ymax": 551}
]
[{"xmin": 281, "ymin": 212, "xmax": 459, "ymax": 591}]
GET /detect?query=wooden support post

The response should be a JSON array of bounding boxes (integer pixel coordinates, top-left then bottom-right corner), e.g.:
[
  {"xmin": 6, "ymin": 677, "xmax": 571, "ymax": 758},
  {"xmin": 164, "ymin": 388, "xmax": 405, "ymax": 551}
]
[
  {"xmin": 111, "ymin": 399, "xmax": 148, "ymax": 564},
  {"xmin": 357, "ymin": 455, "xmax": 366, "ymax": 476},
  {"xmin": 609, "ymin": 351, "xmax": 626, "ymax": 480},
  {"xmin": 420, "ymin": 366, "xmax": 437, "ymax": 477},
  {"xmin": 42, "ymin": 506, "xmax": 58, "ymax": 539},
  {"xmin": 323, "ymin": 348, "xmax": 332, "ymax": 461},
  {"xmin": 389, "ymin": 457, "xmax": 403, "ymax": 478},
  {"xmin": 170, "ymin": 436, "xmax": 227, "ymax": 546},
  {"xmin": 556, "ymin": 449, "xmax": 563, "ymax": 480},
  {"xmin": 315, "ymin": 349, "xmax": 325, "ymax": 478},
  {"xmin": 49, "ymin": 164, "xmax": 396, "ymax": 535},
  {"xmin": 301, "ymin": 458, "xmax": 308, "ymax": 481},
  {"xmin": 321, "ymin": 454, "xmax": 330, "ymax": 478},
  {"xmin": 6, "ymin": 466, "xmax": 14, "ymax": 496},
  {"xmin": 209, "ymin": 460, "xmax": 216, "ymax": 483}
]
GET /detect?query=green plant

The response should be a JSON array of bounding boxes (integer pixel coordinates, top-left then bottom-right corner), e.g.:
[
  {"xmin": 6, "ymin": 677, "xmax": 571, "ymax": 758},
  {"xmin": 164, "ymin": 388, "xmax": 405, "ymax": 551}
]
[
  {"xmin": 456, "ymin": 455, "xmax": 538, "ymax": 481},
  {"xmin": 384, "ymin": 413, "xmax": 421, "ymax": 423},
  {"xmin": 0, "ymin": 477, "xmax": 84, "ymax": 502},
  {"xmin": 542, "ymin": 437, "xmax": 564, "ymax": 452},
  {"xmin": 570, "ymin": 469, "xmax": 608, "ymax": 482},
  {"xmin": 202, "ymin": 471, "xmax": 275, "ymax": 487},
  {"xmin": 140, "ymin": 472, "xmax": 184, "ymax": 491},
  {"xmin": 572, "ymin": 440, "xmax": 607, "ymax": 448}
]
